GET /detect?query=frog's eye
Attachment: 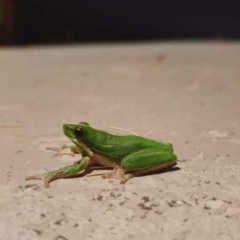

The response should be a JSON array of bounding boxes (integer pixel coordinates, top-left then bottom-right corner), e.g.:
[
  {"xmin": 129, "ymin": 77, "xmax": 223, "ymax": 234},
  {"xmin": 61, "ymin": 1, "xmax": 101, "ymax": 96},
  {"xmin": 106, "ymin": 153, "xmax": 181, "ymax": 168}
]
[{"xmin": 74, "ymin": 128, "xmax": 83, "ymax": 138}]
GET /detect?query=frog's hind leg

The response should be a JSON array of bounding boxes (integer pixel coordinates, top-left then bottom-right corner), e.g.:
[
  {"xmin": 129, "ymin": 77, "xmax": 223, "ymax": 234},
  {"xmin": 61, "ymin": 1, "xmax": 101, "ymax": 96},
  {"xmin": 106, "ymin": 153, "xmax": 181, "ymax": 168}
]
[
  {"xmin": 119, "ymin": 160, "xmax": 177, "ymax": 184},
  {"xmin": 99, "ymin": 161, "xmax": 176, "ymax": 184},
  {"xmin": 104, "ymin": 149, "xmax": 177, "ymax": 184},
  {"xmin": 25, "ymin": 156, "xmax": 93, "ymax": 188}
]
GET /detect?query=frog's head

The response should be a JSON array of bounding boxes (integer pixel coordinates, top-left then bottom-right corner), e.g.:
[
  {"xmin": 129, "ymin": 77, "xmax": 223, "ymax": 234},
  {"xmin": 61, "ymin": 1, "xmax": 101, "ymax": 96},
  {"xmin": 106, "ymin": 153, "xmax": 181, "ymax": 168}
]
[{"xmin": 63, "ymin": 122, "xmax": 89, "ymax": 140}]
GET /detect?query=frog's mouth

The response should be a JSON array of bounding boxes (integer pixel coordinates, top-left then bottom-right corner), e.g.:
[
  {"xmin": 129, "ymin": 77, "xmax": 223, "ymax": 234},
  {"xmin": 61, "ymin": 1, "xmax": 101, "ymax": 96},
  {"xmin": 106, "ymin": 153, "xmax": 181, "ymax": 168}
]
[{"xmin": 63, "ymin": 124, "xmax": 78, "ymax": 139}]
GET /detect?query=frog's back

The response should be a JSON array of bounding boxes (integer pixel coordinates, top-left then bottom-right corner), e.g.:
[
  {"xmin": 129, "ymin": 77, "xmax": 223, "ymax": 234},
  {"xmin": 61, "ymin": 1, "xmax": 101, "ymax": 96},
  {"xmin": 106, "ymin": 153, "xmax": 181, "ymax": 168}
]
[{"xmin": 82, "ymin": 127, "xmax": 173, "ymax": 161}]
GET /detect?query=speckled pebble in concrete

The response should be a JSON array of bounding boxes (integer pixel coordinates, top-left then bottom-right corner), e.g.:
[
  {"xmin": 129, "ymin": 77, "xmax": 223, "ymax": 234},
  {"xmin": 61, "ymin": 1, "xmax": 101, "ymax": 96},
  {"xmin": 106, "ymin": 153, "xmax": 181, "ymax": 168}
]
[{"xmin": 0, "ymin": 42, "xmax": 240, "ymax": 240}]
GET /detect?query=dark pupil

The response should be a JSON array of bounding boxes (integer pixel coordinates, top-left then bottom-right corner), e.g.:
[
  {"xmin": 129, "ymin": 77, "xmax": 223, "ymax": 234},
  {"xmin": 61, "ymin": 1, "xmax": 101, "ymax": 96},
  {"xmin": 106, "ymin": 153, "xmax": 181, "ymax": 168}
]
[{"xmin": 74, "ymin": 128, "xmax": 83, "ymax": 138}]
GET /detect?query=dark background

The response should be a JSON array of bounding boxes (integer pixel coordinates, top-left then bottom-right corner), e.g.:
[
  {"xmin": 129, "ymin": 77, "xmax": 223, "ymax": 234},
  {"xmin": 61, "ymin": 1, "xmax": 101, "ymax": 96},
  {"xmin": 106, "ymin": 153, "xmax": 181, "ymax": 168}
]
[{"xmin": 7, "ymin": 0, "xmax": 240, "ymax": 44}]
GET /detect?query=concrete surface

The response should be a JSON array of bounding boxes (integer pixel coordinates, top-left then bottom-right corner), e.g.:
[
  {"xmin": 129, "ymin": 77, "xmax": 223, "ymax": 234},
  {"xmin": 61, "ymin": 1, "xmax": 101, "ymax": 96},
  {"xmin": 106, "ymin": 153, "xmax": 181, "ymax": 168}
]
[{"xmin": 0, "ymin": 42, "xmax": 240, "ymax": 240}]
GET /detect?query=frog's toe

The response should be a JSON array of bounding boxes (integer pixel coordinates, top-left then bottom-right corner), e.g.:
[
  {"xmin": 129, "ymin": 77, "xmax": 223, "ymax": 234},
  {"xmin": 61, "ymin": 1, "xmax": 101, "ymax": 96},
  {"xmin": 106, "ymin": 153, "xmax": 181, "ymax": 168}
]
[
  {"xmin": 25, "ymin": 173, "xmax": 52, "ymax": 188},
  {"xmin": 47, "ymin": 145, "xmax": 80, "ymax": 157},
  {"xmin": 47, "ymin": 146, "xmax": 75, "ymax": 157},
  {"xmin": 119, "ymin": 174, "xmax": 134, "ymax": 184}
]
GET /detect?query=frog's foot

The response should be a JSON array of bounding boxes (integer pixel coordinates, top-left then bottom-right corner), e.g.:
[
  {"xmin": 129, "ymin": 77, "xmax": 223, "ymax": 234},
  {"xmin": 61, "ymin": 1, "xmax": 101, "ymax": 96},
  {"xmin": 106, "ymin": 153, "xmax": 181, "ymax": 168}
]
[
  {"xmin": 101, "ymin": 172, "xmax": 134, "ymax": 184},
  {"xmin": 25, "ymin": 157, "xmax": 91, "ymax": 188},
  {"xmin": 84, "ymin": 168, "xmax": 133, "ymax": 184},
  {"xmin": 46, "ymin": 145, "xmax": 79, "ymax": 157},
  {"xmin": 25, "ymin": 171, "xmax": 56, "ymax": 188},
  {"xmin": 99, "ymin": 167, "xmax": 131, "ymax": 184},
  {"xmin": 25, "ymin": 170, "xmax": 86, "ymax": 188}
]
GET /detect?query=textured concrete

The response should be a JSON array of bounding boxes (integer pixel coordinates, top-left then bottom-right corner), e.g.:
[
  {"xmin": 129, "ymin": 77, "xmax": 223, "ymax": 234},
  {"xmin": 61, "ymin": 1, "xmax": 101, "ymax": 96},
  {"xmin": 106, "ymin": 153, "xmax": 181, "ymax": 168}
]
[{"xmin": 0, "ymin": 42, "xmax": 240, "ymax": 240}]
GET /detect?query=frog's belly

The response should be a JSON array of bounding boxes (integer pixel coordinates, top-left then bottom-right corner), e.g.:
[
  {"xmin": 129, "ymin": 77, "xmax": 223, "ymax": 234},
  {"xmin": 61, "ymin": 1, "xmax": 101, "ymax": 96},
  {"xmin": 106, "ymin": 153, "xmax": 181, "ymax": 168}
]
[{"xmin": 91, "ymin": 153, "xmax": 117, "ymax": 167}]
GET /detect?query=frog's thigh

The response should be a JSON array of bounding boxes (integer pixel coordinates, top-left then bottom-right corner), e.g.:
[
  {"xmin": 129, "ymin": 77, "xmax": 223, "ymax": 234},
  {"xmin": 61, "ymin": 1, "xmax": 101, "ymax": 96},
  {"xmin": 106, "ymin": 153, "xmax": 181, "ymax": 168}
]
[{"xmin": 121, "ymin": 149, "xmax": 177, "ymax": 172}]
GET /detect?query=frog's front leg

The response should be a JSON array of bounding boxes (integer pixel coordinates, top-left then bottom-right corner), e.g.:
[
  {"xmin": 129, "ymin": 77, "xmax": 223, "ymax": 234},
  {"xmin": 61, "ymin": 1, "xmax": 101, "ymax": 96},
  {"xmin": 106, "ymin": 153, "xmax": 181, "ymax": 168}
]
[
  {"xmin": 47, "ymin": 145, "xmax": 80, "ymax": 157},
  {"xmin": 25, "ymin": 156, "xmax": 93, "ymax": 188},
  {"xmin": 102, "ymin": 149, "xmax": 177, "ymax": 184}
]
